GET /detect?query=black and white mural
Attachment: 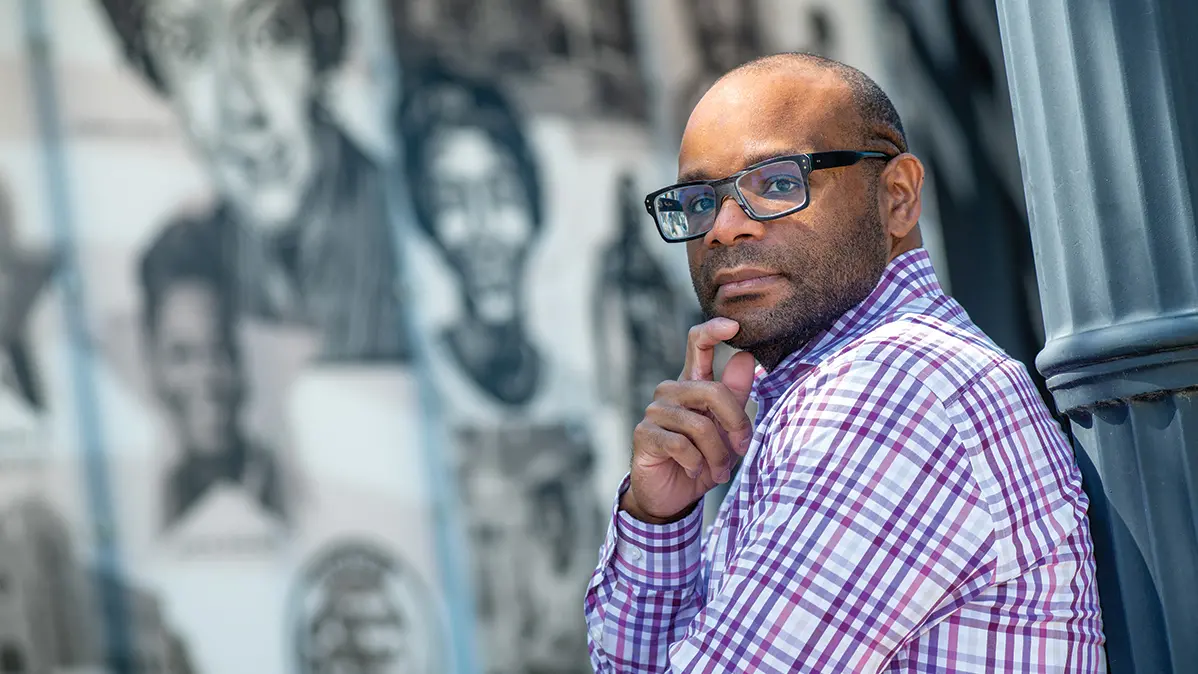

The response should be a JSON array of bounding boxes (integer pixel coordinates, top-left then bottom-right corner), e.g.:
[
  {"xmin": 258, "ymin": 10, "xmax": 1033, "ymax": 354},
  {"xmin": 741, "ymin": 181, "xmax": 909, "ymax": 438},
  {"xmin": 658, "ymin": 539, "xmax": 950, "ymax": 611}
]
[
  {"xmin": 0, "ymin": 178, "xmax": 55, "ymax": 428},
  {"xmin": 97, "ymin": 0, "xmax": 408, "ymax": 362},
  {"xmin": 397, "ymin": 65, "xmax": 608, "ymax": 672},
  {"xmin": 0, "ymin": 0, "xmax": 1039, "ymax": 672},
  {"xmin": 290, "ymin": 540, "xmax": 442, "ymax": 674},
  {"xmin": 390, "ymin": 0, "xmax": 646, "ymax": 120},
  {"xmin": 137, "ymin": 218, "xmax": 289, "ymax": 533}
]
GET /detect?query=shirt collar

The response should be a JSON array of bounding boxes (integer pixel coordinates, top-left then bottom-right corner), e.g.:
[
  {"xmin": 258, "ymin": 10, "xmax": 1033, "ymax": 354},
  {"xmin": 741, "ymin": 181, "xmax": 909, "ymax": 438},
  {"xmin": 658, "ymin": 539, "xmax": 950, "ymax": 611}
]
[{"xmin": 750, "ymin": 247, "xmax": 946, "ymax": 407}]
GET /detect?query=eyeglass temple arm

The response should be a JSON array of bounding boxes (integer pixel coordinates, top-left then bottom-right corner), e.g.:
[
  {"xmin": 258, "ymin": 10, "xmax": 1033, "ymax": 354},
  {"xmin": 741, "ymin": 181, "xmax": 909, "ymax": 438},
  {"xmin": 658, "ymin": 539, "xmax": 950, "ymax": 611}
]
[{"xmin": 809, "ymin": 150, "xmax": 892, "ymax": 170}]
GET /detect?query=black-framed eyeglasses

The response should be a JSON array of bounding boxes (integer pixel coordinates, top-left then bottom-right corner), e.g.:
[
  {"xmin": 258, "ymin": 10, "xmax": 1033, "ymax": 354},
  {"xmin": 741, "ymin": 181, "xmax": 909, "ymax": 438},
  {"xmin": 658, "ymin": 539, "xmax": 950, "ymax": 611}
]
[{"xmin": 643, "ymin": 150, "xmax": 893, "ymax": 243}]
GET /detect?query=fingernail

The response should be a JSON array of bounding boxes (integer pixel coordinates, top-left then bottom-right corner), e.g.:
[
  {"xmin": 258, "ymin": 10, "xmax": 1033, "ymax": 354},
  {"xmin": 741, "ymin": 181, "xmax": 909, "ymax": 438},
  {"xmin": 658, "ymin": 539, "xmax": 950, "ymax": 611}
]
[
  {"xmin": 718, "ymin": 467, "xmax": 731, "ymax": 483},
  {"xmin": 739, "ymin": 436, "xmax": 752, "ymax": 454},
  {"xmin": 687, "ymin": 467, "xmax": 700, "ymax": 480}
]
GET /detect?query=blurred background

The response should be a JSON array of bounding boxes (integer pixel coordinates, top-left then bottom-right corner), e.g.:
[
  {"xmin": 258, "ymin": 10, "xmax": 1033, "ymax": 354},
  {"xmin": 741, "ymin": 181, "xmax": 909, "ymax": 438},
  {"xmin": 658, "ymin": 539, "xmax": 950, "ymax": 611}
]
[{"xmin": 0, "ymin": 1, "xmax": 1047, "ymax": 672}]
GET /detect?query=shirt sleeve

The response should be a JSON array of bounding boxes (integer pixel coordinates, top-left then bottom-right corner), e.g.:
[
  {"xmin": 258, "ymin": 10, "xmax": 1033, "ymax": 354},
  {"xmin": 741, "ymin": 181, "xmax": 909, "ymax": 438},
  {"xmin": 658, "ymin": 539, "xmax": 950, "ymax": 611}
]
[
  {"xmin": 585, "ymin": 360, "xmax": 998, "ymax": 673},
  {"xmin": 584, "ymin": 475, "xmax": 707, "ymax": 673}
]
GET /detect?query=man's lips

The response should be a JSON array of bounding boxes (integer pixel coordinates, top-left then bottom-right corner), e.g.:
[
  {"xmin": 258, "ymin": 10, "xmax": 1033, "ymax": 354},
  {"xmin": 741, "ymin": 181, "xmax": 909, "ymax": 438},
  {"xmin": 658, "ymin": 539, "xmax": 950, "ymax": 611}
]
[{"xmin": 713, "ymin": 268, "xmax": 784, "ymax": 299}]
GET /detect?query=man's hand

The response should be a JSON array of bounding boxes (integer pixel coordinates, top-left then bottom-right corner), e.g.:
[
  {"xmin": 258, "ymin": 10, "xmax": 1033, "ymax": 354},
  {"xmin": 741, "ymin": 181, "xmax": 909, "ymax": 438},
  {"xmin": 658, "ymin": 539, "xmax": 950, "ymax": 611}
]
[{"xmin": 622, "ymin": 318, "xmax": 757, "ymax": 524}]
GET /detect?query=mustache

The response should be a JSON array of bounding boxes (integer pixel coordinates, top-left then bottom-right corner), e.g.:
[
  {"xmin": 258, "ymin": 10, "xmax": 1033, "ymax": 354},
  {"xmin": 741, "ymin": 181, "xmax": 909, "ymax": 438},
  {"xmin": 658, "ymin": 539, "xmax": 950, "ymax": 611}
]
[{"xmin": 697, "ymin": 244, "xmax": 789, "ymax": 284}]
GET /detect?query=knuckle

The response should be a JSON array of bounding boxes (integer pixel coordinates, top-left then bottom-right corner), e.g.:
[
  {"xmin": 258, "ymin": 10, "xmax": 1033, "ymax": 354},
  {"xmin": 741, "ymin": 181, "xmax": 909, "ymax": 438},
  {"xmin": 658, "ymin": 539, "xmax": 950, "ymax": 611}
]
[
  {"xmin": 652, "ymin": 379, "xmax": 677, "ymax": 400},
  {"xmin": 631, "ymin": 419, "xmax": 654, "ymax": 445},
  {"xmin": 663, "ymin": 433, "xmax": 690, "ymax": 456},
  {"xmin": 686, "ymin": 413, "xmax": 717, "ymax": 438},
  {"xmin": 644, "ymin": 399, "xmax": 669, "ymax": 420}
]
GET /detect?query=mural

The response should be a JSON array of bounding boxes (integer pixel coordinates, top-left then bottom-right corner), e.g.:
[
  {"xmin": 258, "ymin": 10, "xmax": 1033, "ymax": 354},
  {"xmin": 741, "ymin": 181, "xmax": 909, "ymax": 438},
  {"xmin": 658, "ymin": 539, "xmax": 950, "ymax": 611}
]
[
  {"xmin": 397, "ymin": 66, "xmax": 606, "ymax": 672},
  {"xmin": 290, "ymin": 541, "xmax": 442, "ymax": 674},
  {"xmin": 398, "ymin": 69, "xmax": 546, "ymax": 406},
  {"xmin": 0, "ymin": 0, "xmax": 1043, "ymax": 673},
  {"xmin": 0, "ymin": 498, "xmax": 195, "ymax": 674},
  {"xmin": 137, "ymin": 217, "xmax": 289, "ymax": 533},
  {"xmin": 593, "ymin": 173, "xmax": 694, "ymax": 426},
  {"xmin": 0, "ymin": 178, "xmax": 56, "ymax": 422},
  {"xmin": 97, "ymin": 0, "xmax": 408, "ymax": 363}
]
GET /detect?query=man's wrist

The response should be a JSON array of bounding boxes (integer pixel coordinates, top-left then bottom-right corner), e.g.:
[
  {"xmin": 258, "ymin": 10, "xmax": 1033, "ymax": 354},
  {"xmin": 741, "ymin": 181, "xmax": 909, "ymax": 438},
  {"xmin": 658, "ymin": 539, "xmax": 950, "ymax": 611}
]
[{"xmin": 619, "ymin": 485, "xmax": 699, "ymax": 525}]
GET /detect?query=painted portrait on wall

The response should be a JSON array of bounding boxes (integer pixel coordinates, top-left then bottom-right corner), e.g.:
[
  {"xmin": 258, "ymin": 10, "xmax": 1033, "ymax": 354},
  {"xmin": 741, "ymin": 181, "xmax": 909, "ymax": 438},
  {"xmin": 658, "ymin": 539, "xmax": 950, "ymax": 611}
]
[
  {"xmin": 137, "ymin": 217, "xmax": 289, "ymax": 533},
  {"xmin": 290, "ymin": 540, "xmax": 443, "ymax": 674},
  {"xmin": 455, "ymin": 423, "xmax": 600, "ymax": 674},
  {"xmin": 391, "ymin": 0, "xmax": 646, "ymax": 120},
  {"xmin": 398, "ymin": 67, "xmax": 605, "ymax": 672},
  {"xmin": 399, "ymin": 68, "xmax": 545, "ymax": 406},
  {"xmin": 96, "ymin": 0, "xmax": 408, "ymax": 362}
]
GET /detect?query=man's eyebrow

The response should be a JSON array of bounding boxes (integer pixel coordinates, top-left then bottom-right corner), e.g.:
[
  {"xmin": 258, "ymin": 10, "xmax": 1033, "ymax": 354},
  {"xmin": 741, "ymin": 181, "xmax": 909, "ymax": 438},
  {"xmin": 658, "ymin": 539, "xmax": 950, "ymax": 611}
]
[{"xmin": 676, "ymin": 148, "xmax": 806, "ymax": 183}]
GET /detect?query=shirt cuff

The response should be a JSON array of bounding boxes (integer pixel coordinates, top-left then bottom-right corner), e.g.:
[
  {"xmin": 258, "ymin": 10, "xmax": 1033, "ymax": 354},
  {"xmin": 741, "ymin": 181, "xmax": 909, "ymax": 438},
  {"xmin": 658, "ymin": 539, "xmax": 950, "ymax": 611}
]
[{"xmin": 608, "ymin": 475, "xmax": 704, "ymax": 591}]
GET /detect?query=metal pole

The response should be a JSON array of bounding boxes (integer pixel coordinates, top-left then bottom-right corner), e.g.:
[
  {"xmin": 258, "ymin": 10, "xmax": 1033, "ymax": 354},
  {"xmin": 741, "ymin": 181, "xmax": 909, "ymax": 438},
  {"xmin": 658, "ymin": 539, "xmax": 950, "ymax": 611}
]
[{"xmin": 995, "ymin": 0, "xmax": 1198, "ymax": 671}]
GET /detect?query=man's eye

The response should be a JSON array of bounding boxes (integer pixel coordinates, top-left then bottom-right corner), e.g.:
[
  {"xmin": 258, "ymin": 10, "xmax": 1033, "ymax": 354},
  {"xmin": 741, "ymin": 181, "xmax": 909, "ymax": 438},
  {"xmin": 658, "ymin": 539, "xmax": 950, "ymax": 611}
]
[
  {"xmin": 763, "ymin": 177, "xmax": 801, "ymax": 194},
  {"xmin": 687, "ymin": 196, "xmax": 716, "ymax": 214}
]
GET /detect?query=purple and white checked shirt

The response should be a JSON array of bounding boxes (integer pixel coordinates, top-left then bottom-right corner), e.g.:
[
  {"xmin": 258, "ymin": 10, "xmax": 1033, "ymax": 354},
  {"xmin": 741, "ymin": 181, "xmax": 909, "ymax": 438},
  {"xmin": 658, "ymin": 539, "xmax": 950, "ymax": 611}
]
[{"xmin": 584, "ymin": 248, "xmax": 1105, "ymax": 673}]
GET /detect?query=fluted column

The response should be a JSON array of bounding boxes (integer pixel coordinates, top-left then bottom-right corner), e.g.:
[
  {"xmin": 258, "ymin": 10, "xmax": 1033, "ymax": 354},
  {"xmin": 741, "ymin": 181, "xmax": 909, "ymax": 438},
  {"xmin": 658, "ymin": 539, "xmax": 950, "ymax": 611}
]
[{"xmin": 996, "ymin": 1, "xmax": 1198, "ymax": 671}]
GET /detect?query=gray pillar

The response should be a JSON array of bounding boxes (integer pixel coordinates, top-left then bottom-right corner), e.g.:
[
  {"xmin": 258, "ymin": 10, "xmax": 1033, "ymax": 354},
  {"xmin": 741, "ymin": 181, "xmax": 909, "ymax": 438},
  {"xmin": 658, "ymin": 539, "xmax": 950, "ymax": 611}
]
[{"xmin": 995, "ymin": 1, "xmax": 1198, "ymax": 671}]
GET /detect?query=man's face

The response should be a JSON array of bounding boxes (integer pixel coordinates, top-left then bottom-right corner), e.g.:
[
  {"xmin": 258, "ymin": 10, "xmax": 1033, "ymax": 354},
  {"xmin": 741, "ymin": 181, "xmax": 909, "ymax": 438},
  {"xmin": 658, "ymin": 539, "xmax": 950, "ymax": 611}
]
[
  {"xmin": 427, "ymin": 127, "xmax": 536, "ymax": 325},
  {"xmin": 144, "ymin": 0, "xmax": 319, "ymax": 231},
  {"xmin": 680, "ymin": 70, "xmax": 890, "ymax": 360},
  {"xmin": 149, "ymin": 282, "xmax": 242, "ymax": 457}
]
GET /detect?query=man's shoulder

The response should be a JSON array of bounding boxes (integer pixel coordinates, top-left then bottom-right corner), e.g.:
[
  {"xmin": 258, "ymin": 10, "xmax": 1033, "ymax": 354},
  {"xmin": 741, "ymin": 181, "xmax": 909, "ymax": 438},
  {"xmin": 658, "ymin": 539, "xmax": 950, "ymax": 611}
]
[{"xmin": 822, "ymin": 309, "xmax": 1016, "ymax": 407}]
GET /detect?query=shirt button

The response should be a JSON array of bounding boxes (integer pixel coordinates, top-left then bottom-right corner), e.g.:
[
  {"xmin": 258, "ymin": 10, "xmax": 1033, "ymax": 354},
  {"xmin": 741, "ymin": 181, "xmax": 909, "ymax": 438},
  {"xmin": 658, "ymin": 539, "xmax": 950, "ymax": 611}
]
[
  {"xmin": 630, "ymin": 547, "xmax": 643, "ymax": 561},
  {"xmin": 590, "ymin": 626, "xmax": 603, "ymax": 642}
]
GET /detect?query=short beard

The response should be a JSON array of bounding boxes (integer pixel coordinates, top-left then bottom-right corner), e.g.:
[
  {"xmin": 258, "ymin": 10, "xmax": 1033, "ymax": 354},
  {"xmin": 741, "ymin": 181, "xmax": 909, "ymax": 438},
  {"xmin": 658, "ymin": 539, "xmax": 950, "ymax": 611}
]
[{"xmin": 692, "ymin": 210, "xmax": 889, "ymax": 371}]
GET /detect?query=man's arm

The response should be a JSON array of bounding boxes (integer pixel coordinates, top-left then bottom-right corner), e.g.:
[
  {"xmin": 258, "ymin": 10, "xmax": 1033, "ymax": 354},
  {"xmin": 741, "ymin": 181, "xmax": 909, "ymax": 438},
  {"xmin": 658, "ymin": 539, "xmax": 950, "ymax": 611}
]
[
  {"xmin": 586, "ymin": 360, "xmax": 997, "ymax": 673},
  {"xmin": 585, "ymin": 476, "xmax": 707, "ymax": 673}
]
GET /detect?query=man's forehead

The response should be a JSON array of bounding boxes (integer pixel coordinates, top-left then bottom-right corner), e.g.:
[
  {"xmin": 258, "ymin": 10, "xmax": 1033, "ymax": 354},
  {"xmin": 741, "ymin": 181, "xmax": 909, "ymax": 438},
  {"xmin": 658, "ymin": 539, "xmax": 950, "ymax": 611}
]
[{"xmin": 677, "ymin": 68, "xmax": 853, "ymax": 181}]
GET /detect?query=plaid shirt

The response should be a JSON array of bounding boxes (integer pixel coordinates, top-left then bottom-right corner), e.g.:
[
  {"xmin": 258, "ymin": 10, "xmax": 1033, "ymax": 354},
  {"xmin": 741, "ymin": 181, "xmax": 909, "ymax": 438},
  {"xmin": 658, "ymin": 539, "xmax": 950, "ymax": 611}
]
[{"xmin": 584, "ymin": 248, "xmax": 1105, "ymax": 673}]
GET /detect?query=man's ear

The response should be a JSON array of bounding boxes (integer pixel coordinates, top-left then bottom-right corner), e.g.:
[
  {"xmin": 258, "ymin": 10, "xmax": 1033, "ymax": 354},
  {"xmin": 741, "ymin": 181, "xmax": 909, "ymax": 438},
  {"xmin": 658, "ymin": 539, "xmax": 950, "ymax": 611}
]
[{"xmin": 879, "ymin": 153, "xmax": 924, "ymax": 241}]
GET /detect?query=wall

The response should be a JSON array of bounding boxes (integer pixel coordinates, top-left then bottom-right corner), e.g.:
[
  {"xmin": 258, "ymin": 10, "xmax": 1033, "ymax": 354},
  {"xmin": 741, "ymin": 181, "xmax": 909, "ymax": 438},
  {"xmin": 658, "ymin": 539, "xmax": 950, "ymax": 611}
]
[{"xmin": 0, "ymin": 1, "xmax": 1036, "ymax": 673}]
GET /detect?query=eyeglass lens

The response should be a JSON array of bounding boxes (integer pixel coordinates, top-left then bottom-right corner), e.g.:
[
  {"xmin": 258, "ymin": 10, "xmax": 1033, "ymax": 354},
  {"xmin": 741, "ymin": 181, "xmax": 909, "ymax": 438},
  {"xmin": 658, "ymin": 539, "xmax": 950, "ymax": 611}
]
[{"xmin": 652, "ymin": 160, "xmax": 810, "ymax": 240}]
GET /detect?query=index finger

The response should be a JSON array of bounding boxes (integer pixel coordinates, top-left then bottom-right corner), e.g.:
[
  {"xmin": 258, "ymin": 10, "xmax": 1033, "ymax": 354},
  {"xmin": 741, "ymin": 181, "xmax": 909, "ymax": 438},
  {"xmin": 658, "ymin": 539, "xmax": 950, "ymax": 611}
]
[{"xmin": 681, "ymin": 318, "xmax": 740, "ymax": 381}]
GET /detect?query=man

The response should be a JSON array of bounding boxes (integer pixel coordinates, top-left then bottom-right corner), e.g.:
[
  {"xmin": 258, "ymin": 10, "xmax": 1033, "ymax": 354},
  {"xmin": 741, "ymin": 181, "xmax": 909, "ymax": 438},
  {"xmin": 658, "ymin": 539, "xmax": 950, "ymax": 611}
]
[
  {"xmin": 98, "ymin": 0, "xmax": 407, "ymax": 361},
  {"xmin": 140, "ymin": 216, "xmax": 286, "ymax": 530},
  {"xmin": 584, "ymin": 53, "xmax": 1105, "ymax": 673}
]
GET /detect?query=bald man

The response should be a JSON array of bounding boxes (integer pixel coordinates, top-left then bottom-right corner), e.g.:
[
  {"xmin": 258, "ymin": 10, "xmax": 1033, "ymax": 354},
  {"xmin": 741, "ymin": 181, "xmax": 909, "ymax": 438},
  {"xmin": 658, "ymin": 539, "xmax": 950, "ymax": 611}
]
[{"xmin": 584, "ymin": 54, "xmax": 1105, "ymax": 673}]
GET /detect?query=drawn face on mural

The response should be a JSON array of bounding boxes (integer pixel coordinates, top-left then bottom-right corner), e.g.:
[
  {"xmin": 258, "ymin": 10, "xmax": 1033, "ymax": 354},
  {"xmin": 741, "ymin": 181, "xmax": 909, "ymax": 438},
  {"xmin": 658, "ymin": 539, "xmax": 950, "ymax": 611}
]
[
  {"xmin": 148, "ymin": 282, "xmax": 243, "ymax": 457},
  {"xmin": 308, "ymin": 578, "xmax": 412, "ymax": 673},
  {"xmin": 142, "ymin": 0, "xmax": 319, "ymax": 232},
  {"xmin": 427, "ymin": 126, "xmax": 536, "ymax": 326}
]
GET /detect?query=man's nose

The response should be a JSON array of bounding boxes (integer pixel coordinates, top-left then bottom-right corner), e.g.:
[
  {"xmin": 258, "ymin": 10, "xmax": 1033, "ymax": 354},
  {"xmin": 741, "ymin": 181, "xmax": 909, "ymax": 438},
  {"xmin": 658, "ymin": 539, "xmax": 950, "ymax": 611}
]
[{"xmin": 703, "ymin": 195, "xmax": 767, "ymax": 247}]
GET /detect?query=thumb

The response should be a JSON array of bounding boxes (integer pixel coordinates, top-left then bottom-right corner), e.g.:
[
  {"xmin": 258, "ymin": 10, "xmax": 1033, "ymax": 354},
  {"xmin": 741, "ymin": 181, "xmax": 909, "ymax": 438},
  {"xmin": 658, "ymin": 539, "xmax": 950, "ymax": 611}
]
[{"xmin": 720, "ymin": 350, "xmax": 756, "ymax": 408}]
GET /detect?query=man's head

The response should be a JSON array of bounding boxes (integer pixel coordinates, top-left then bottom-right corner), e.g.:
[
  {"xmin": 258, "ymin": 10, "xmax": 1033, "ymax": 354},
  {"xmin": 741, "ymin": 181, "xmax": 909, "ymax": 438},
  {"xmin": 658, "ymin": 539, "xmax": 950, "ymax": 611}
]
[
  {"xmin": 400, "ymin": 71, "xmax": 543, "ymax": 326},
  {"xmin": 98, "ymin": 0, "xmax": 347, "ymax": 231},
  {"xmin": 677, "ymin": 53, "xmax": 924, "ymax": 369},
  {"xmin": 140, "ymin": 218, "xmax": 244, "ymax": 457}
]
